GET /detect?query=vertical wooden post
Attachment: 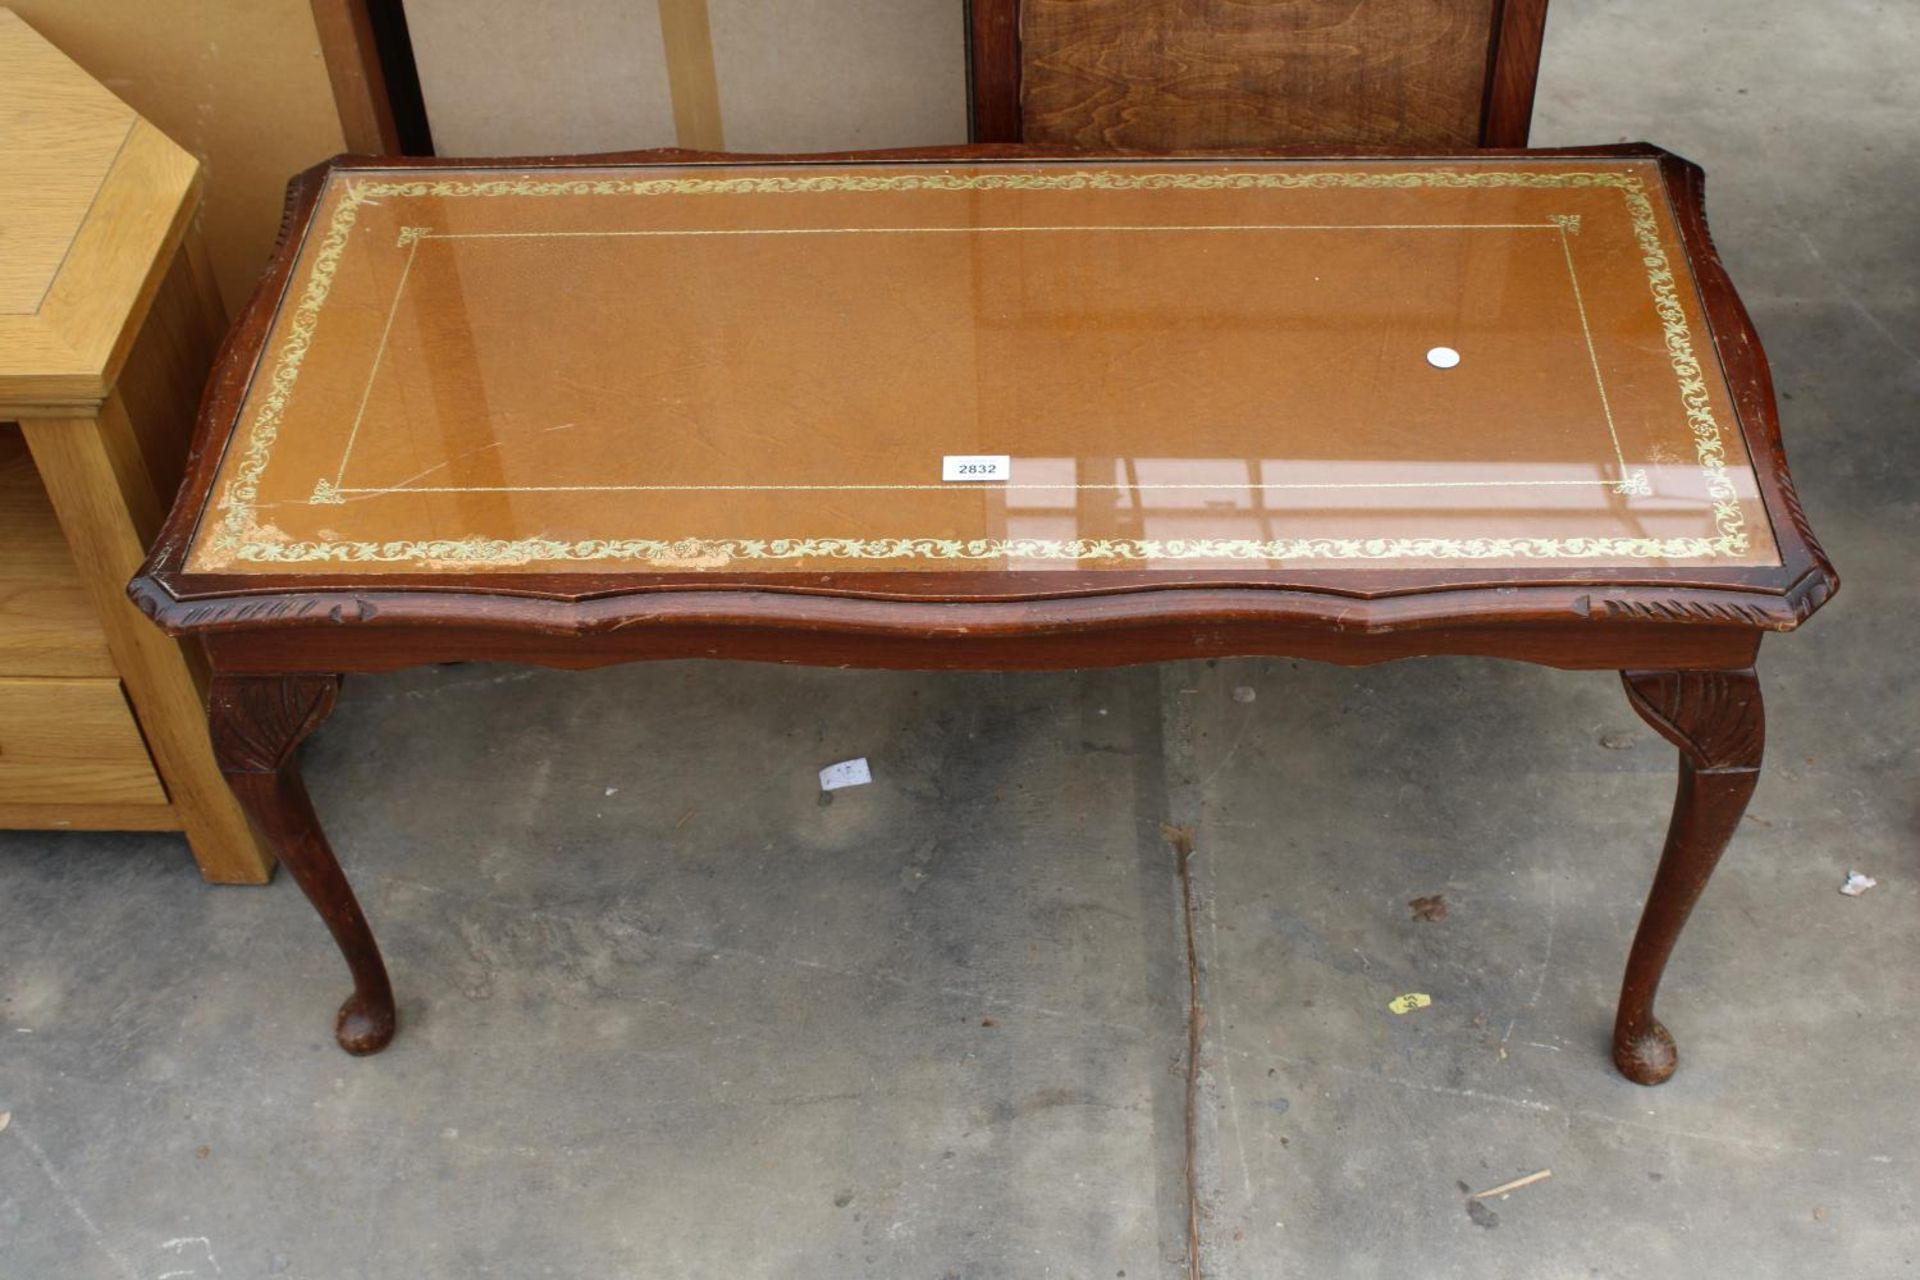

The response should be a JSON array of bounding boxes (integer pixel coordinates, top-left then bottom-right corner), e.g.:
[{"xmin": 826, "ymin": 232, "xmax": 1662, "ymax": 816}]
[
  {"xmin": 658, "ymin": 0, "xmax": 725, "ymax": 151},
  {"xmin": 968, "ymin": 0, "xmax": 1023, "ymax": 142},
  {"xmin": 1482, "ymin": 0, "xmax": 1552, "ymax": 147},
  {"xmin": 309, "ymin": 0, "xmax": 402, "ymax": 153},
  {"xmin": 22, "ymin": 399, "xmax": 274, "ymax": 884}
]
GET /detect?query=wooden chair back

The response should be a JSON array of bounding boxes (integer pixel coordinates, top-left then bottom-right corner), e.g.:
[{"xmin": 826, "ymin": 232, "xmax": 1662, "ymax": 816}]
[{"xmin": 969, "ymin": 0, "xmax": 1549, "ymax": 149}]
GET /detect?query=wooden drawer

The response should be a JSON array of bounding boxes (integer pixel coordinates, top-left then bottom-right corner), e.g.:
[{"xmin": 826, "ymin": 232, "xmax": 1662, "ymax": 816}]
[{"xmin": 0, "ymin": 677, "xmax": 167, "ymax": 806}]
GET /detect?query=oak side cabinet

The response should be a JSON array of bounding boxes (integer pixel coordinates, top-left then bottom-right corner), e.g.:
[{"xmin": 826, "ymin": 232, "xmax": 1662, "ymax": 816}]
[{"xmin": 0, "ymin": 8, "xmax": 272, "ymax": 882}]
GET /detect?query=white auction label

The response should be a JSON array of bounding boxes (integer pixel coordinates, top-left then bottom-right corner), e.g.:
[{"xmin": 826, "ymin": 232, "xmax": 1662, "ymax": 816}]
[
  {"xmin": 819, "ymin": 758, "xmax": 872, "ymax": 791},
  {"xmin": 942, "ymin": 455, "xmax": 1011, "ymax": 482}
]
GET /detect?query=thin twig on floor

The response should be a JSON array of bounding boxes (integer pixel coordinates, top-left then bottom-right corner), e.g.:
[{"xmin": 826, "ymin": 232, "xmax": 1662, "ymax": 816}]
[
  {"xmin": 1471, "ymin": 1169, "xmax": 1553, "ymax": 1200},
  {"xmin": 1165, "ymin": 823, "xmax": 1204, "ymax": 1280}
]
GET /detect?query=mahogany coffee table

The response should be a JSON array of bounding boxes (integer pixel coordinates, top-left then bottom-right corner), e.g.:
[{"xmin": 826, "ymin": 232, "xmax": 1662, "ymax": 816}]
[{"xmin": 132, "ymin": 145, "xmax": 1834, "ymax": 1083}]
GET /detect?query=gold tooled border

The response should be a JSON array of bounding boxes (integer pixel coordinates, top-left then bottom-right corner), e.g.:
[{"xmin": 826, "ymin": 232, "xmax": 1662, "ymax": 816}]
[{"xmin": 201, "ymin": 166, "xmax": 1750, "ymax": 569}]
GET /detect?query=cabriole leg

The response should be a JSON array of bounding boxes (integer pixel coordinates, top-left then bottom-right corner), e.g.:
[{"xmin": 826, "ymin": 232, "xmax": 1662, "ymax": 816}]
[
  {"xmin": 209, "ymin": 673, "xmax": 395, "ymax": 1055},
  {"xmin": 1614, "ymin": 668, "xmax": 1764, "ymax": 1085}
]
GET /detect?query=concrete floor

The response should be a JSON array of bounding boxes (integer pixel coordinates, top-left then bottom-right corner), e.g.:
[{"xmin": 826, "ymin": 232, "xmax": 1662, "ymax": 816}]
[{"xmin": 4, "ymin": 2, "xmax": 1917, "ymax": 1276}]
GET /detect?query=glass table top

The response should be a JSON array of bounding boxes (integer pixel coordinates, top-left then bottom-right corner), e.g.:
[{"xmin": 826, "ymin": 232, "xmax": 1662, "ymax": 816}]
[{"xmin": 185, "ymin": 157, "xmax": 1780, "ymax": 575}]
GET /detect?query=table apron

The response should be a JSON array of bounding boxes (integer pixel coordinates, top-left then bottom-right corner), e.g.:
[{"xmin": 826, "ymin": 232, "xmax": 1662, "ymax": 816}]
[{"xmin": 201, "ymin": 620, "xmax": 1763, "ymax": 675}]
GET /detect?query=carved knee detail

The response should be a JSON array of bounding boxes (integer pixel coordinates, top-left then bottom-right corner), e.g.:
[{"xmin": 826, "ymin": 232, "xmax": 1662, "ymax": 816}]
[
  {"xmin": 210, "ymin": 674, "xmax": 341, "ymax": 775},
  {"xmin": 1621, "ymin": 668, "xmax": 1763, "ymax": 773}
]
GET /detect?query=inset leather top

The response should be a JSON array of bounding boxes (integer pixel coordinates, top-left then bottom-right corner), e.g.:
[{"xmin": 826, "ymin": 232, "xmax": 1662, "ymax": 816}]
[{"xmin": 184, "ymin": 156, "xmax": 1780, "ymax": 575}]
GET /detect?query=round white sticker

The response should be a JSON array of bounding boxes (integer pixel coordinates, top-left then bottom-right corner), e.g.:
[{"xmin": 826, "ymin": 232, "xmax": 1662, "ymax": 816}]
[{"xmin": 1426, "ymin": 346, "xmax": 1462, "ymax": 369}]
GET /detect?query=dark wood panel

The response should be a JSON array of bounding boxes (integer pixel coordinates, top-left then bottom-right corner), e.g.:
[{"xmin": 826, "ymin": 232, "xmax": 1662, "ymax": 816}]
[{"xmin": 1013, "ymin": 0, "xmax": 1504, "ymax": 149}]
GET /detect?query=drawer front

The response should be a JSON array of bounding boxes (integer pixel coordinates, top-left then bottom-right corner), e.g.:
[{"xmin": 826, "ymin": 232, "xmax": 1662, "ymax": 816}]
[{"xmin": 0, "ymin": 678, "xmax": 167, "ymax": 806}]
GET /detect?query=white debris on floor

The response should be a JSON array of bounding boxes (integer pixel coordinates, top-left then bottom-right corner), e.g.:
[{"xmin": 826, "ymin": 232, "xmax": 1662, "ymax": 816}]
[
  {"xmin": 818, "ymin": 758, "xmax": 873, "ymax": 791},
  {"xmin": 1840, "ymin": 871, "xmax": 1878, "ymax": 897}
]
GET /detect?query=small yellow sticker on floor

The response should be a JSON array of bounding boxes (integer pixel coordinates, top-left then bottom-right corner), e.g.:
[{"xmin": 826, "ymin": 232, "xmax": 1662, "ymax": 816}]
[{"xmin": 1388, "ymin": 993, "xmax": 1432, "ymax": 1015}]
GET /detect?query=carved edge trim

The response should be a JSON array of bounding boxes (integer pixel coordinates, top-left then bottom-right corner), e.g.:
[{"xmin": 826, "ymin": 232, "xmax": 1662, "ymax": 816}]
[
  {"xmin": 1659, "ymin": 155, "xmax": 1839, "ymax": 610},
  {"xmin": 272, "ymin": 171, "xmax": 311, "ymax": 258},
  {"xmin": 1784, "ymin": 568, "xmax": 1836, "ymax": 623},
  {"xmin": 132, "ymin": 584, "xmax": 381, "ymax": 630},
  {"xmin": 1587, "ymin": 570, "xmax": 1833, "ymax": 628},
  {"xmin": 1600, "ymin": 598, "xmax": 1780, "ymax": 628},
  {"xmin": 1761, "ymin": 423, "xmax": 1834, "ymax": 596},
  {"xmin": 1621, "ymin": 668, "xmax": 1764, "ymax": 772},
  {"xmin": 209, "ymin": 674, "xmax": 343, "ymax": 774}
]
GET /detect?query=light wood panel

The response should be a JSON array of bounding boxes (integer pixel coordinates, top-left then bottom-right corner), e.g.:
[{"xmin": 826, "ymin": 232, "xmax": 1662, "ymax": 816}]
[
  {"xmin": 112, "ymin": 232, "xmax": 227, "ymax": 512},
  {"xmin": 0, "ymin": 677, "xmax": 167, "ymax": 806},
  {"xmin": 0, "ymin": 800, "xmax": 178, "ymax": 830},
  {"xmin": 0, "ymin": 425, "xmax": 115, "ymax": 677},
  {"xmin": 0, "ymin": 63, "xmax": 200, "ymax": 406},
  {"xmin": 5, "ymin": 0, "xmax": 349, "ymax": 313},
  {"xmin": 0, "ymin": 10, "xmax": 134, "ymax": 315},
  {"xmin": 4, "ymin": 119, "xmax": 202, "ymax": 407}
]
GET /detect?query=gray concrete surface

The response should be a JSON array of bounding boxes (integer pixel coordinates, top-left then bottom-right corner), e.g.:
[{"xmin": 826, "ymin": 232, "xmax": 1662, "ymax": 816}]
[{"xmin": 4, "ymin": 1, "xmax": 1917, "ymax": 1275}]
